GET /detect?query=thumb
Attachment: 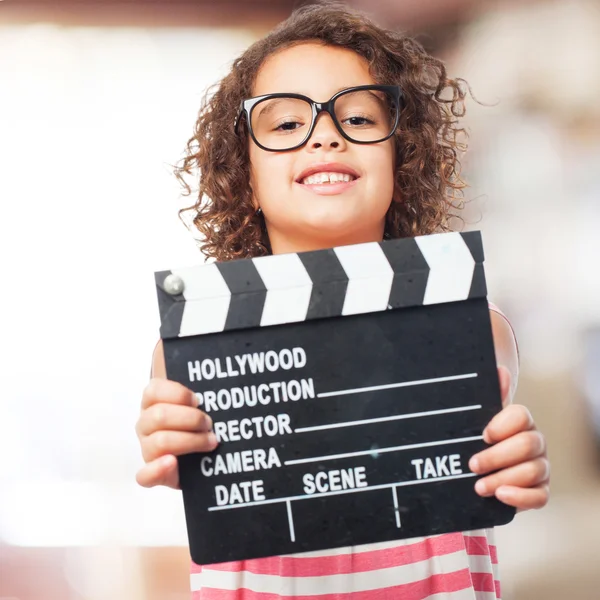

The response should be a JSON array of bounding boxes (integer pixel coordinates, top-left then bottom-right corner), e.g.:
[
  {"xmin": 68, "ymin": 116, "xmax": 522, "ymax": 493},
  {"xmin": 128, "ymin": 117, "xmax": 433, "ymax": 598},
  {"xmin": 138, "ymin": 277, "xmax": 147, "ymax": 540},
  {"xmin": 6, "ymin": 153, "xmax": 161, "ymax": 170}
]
[{"xmin": 136, "ymin": 454, "xmax": 180, "ymax": 489}]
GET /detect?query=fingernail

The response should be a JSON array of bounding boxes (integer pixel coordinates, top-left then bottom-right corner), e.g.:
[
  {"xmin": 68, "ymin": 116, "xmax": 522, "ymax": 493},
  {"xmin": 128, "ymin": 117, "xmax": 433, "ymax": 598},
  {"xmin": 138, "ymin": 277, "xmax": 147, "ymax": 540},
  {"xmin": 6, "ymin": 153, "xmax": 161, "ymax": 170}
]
[
  {"xmin": 482, "ymin": 429, "xmax": 492, "ymax": 444},
  {"xmin": 469, "ymin": 456, "xmax": 480, "ymax": 473},
  {"xmin": 475, "ymin": 479, "xmax": 488, "ymax": 496},
  {"xmin": 207, "ymin": 432, "xmax": 218, "ymax": 447},
  {"xmin": 205, "ymin": 414, "xmax": 213, "ymax": 430}
]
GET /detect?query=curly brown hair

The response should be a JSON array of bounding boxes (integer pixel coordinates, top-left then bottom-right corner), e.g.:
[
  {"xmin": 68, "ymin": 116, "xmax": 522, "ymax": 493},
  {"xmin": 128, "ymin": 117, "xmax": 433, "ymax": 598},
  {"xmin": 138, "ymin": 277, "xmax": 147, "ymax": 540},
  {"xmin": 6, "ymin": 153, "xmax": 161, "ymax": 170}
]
[{"xmin": 176, "ymin": 2, "xmax": 469, "ymax": 262}]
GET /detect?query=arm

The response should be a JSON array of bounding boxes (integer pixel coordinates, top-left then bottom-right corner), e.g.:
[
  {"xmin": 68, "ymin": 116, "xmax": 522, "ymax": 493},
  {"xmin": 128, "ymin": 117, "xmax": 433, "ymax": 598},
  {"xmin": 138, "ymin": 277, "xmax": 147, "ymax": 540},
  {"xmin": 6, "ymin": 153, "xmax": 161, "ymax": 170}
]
[
  {"xmin": 489, "ymin": 308, "xmax": 519, "ymax": 403},
  {"xmin": 468, "ymin": 308, "xmax": 550, "ymax": 511}
]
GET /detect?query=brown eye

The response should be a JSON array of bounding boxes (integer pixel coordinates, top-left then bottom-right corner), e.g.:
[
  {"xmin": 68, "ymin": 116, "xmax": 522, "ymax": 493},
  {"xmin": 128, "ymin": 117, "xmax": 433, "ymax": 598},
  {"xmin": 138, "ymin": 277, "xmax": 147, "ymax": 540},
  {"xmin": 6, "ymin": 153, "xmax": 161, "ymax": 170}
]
[
  {"xmin": 275, "ymin": 121, "xmax": 303, "ymax": 132},
  {"xmin": 343, "ymin": 116, "xmax": 374, "ymax": 127}
]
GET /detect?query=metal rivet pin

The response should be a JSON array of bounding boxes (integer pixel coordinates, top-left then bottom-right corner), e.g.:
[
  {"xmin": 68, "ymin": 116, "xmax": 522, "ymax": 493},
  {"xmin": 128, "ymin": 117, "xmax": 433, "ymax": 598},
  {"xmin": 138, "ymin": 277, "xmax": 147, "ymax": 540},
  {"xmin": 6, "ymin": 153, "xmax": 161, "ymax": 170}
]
[{"xmin": 163, "ymin": 274, "xmax": 185, "ymax": 295}]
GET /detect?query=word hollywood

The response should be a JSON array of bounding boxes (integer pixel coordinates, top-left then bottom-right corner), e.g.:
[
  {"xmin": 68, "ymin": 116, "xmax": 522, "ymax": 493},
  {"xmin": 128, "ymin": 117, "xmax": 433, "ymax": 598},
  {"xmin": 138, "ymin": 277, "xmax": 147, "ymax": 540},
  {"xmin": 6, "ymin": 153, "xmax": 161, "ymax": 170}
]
[{"xmin": 188, "ymin": 347, "xmax": 307, "ymax": 381}]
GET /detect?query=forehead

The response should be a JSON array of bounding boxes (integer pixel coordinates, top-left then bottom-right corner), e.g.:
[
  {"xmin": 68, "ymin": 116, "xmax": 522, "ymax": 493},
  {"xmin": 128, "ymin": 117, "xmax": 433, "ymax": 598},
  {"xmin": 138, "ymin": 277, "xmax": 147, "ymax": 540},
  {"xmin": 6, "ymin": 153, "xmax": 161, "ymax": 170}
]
[{"xmin": 252, "ymin": 42, "xmax": 375, "ymax": 99}]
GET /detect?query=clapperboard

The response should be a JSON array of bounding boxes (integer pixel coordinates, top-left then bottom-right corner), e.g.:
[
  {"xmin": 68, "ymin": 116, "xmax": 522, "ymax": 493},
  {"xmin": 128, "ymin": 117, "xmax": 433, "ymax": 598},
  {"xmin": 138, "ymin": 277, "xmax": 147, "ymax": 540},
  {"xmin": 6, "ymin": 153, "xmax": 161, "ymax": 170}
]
[{"xmin": 154, "ymin": 231, "xmax": 515, "ymax": 565}]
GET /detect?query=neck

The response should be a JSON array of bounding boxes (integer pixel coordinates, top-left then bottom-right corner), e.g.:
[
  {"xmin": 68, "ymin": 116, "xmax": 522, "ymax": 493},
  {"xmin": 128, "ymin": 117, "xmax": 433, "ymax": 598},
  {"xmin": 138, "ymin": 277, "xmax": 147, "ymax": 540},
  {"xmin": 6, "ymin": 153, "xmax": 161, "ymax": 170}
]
[{"xmin": 268, "ymin": 224, "xmax": 386, "ymax": 255}]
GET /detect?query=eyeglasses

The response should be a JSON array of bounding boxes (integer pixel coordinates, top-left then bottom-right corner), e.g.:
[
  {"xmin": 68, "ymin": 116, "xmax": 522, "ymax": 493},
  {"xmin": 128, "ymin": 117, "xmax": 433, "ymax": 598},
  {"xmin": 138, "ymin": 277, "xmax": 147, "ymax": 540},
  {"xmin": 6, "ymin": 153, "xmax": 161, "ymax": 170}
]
[{"xmin": 234, "ymin": 85, "xmax": 403, "ymax": 152}]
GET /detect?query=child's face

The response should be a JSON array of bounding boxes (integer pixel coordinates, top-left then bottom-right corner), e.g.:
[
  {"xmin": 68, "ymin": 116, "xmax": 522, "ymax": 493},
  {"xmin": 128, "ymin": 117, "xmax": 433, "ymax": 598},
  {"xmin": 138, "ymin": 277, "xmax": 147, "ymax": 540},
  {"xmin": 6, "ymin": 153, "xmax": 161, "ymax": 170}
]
[{"xmin": 249, "ymin": 43, "xmax": 396, "ymax": 254}]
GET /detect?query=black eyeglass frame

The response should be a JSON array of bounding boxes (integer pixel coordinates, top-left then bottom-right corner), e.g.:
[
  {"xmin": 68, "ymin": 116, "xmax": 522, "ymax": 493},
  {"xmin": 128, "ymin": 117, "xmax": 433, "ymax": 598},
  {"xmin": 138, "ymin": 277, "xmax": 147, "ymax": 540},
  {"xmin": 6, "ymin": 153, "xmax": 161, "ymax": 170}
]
[{"xmin": 234, "ymin": 84, "xmax": 404, "ymax": 152}]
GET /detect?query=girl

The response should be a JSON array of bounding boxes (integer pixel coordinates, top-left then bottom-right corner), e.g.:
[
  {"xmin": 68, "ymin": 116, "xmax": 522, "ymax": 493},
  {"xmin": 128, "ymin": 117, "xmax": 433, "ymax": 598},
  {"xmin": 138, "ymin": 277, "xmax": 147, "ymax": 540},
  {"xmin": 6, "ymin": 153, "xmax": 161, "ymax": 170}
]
[{"xmin": 135, "ymin": 4, "xmax": 550, "ymax": 599}]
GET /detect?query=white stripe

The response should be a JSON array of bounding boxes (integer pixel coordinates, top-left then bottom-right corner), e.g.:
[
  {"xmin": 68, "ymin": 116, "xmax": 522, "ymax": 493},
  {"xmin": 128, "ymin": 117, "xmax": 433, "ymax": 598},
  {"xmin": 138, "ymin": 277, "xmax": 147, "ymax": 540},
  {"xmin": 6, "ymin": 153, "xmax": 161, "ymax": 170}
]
[
  {"xmin": 284, "ymin": 435, "xmax": 483, "ymax": 466},
  {"xmin": 175, "ymin": 264, "xmax": 231, "ymax": 335},
  {"xmin": 286, "ymin": 500, "xmax": 295, "ymax": 542},
  {"xmin": 462, "ymin": 529, "xmax": 490, "ymax": 538},
  {"xmin": 207, "ymin": 472, "xmax": 478, "ymax": 511},
  {"xmin": 392, "ymin": 486, "xmax": 401, "ymax": 528},
  {"xmin": 429, "ymin": 592, "xmax": 482, "ymax": 600},
  {"xmin": 317, "ymin": 373, "xmax": 478, "ymax": 398},
  {"xmin": 491, "ymin": 560, "xmax": 501, "ymax": 584},
  {"xmin": 192, "ymin": 549, "xmax": 478, "ymax": 594},
  {"xmin": 252, "ymin": 254, "xmax": 312, "ymax": 326},
  {"xmin": 466, "ymin": 555, "xmax": 496, "ymax": 574},
  {"xmin": 415, "ymin": 232, "xmax": 476, "ymax": 305},
  {"xmin": 334, "ymin": 242, "xmax": 394, "ymax": 315},
  {"xmin": 295, "ymin": 405, "xmax": 482, "ymax": 433},
  {"xmin": 472, "ymin": 593, "xmax": 498, "ymax": 600}
]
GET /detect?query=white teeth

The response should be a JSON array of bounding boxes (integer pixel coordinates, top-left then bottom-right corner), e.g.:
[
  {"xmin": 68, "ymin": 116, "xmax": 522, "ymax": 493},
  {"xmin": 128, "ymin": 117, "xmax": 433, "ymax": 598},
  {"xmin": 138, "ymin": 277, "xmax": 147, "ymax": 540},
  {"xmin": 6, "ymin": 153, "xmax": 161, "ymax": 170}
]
[{"xmin": 301, "ymin": 172, "xmax": 355, "ymax": 185}]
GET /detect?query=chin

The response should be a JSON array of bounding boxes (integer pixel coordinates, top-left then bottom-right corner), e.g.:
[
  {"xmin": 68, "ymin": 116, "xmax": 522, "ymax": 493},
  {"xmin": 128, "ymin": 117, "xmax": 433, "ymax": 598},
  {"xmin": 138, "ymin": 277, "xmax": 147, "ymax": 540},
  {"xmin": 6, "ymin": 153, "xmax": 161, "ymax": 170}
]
[{"xmin": 305, "ymin": 219, "xmax": 379, "ymax": 245}]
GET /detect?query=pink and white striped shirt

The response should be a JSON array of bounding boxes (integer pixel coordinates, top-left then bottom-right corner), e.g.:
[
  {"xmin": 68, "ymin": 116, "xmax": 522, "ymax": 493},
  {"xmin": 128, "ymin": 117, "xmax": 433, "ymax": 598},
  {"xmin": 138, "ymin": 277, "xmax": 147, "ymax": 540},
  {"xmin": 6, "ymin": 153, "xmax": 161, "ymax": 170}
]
[
  {"xmin": 188, "ymin": 305, "xmax": 516, "ymax": 600},
  {"xmin": 190, "ymin": 529, "xmax": 501, "ymax": 599}
]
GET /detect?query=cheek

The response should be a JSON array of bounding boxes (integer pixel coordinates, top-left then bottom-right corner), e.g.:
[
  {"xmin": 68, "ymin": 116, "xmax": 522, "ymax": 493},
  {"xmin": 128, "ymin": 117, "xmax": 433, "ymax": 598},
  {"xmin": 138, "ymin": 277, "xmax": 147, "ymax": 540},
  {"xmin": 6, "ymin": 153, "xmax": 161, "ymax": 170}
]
[
  {"xmin": 249, "ymin": 147, "xmax": 293, "ymax": 203},
  {"xmin": 366, "ymin": 145, "xmax": 396, "ymax": 205}
]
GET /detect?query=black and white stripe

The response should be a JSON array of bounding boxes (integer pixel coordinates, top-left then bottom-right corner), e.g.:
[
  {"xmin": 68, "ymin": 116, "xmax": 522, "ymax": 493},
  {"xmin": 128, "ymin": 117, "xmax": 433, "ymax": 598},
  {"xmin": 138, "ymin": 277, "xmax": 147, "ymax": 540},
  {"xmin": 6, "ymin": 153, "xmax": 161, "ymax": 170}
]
[{"xmin": 155, "ymin": 231, "xmax": 486, "ymax": 339}]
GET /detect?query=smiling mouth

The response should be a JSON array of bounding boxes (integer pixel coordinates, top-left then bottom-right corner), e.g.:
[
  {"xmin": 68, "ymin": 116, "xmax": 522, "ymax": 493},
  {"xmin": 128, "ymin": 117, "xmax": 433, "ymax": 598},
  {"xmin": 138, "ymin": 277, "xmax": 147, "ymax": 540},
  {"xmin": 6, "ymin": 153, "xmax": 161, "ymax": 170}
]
[{"xmin": 299, "ymin": 172, "xmax": 358, "ymax": 185}]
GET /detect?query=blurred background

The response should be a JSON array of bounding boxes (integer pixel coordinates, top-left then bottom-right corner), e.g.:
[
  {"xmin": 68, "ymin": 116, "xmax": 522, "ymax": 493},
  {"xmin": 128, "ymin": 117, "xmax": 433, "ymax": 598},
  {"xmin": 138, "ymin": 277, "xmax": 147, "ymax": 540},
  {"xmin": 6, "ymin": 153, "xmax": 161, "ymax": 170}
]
[{"xmin": 1, "ymin": 0, "xmax": 599, "ymax": 598}]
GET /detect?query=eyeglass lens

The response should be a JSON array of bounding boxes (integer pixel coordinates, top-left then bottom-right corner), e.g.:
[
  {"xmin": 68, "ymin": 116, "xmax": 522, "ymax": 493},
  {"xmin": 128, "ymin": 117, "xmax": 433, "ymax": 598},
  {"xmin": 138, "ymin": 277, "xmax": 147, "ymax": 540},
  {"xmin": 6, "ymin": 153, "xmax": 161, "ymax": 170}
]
[{"xmin": 250, "ymin": 88, "xmax": 397, "ymax": 150}]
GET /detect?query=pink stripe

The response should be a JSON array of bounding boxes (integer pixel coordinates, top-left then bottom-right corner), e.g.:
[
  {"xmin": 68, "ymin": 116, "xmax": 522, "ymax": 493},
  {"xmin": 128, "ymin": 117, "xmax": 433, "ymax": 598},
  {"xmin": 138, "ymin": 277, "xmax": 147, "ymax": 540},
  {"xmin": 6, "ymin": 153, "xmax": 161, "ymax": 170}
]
[
  {"xmin": 464, "ymin": 536, "xmax": 498, "ymax": 564},
  {"xmin": 195, "ymin": 534, "xmax": 465, "ymax": 577},
  {"xmin": 494, "ymin": 579, "xmax": 501, "ymax": 599},
  {"xmin": 470, "ymin": 572, "xmax": 495, "ymax": 593},
  {"xmin": 199, "ymin": 568, "xmax": 474, "ymax": 600}
]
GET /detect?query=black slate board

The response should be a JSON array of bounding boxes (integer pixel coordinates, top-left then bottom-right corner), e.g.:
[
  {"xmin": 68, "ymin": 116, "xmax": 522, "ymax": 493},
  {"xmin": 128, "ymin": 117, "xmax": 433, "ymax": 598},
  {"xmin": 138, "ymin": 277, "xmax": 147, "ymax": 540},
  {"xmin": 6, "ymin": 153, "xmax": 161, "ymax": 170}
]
[{"xmin": 155, "ymin": 232, "xmax": 515, "ymax": 564}]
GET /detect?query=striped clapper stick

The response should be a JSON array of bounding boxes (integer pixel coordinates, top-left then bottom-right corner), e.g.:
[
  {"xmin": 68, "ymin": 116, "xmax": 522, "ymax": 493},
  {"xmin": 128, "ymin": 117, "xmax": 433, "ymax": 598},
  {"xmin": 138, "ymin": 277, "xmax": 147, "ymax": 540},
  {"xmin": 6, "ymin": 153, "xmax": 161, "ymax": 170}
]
[{"xmin": 154, "ymin": 231, "xmax": 515, "ymax": 565}]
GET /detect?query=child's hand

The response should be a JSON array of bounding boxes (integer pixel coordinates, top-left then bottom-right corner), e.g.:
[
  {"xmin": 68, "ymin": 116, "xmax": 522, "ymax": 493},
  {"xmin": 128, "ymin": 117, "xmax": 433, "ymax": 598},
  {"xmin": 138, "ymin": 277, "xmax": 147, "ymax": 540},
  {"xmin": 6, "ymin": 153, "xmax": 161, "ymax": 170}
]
[
  {"xmin": 135, "ymin": 378, "xmax": 219, "ymax": 489},
  {"xmin": 468, "ymin": 366, "xmax": 550, "ymax": 511}
]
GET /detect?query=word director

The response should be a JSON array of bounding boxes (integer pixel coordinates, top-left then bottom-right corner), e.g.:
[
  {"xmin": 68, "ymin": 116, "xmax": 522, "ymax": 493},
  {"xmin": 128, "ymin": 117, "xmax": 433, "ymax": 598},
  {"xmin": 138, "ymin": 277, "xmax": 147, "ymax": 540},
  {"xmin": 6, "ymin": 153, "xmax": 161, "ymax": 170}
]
[{"xmin": 213, "ymin": 414, "xmax": 293, "ymax": 442}]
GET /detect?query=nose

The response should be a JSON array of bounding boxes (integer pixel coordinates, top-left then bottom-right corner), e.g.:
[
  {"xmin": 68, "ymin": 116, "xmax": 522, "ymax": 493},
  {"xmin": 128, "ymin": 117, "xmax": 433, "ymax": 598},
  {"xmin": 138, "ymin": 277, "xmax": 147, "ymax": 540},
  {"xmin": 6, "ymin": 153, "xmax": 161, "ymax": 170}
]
[{"xmin": 307, "ymin": 112, "xmax": 346, "ymax": 151}]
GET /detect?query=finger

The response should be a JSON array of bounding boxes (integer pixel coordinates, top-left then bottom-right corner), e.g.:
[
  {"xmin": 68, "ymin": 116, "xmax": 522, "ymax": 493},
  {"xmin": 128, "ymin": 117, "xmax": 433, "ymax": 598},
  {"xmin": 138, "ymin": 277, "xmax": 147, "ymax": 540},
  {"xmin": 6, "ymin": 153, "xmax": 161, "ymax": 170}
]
[
  {"xmin": 494, "ymin": 482, "xmax": 550, "ymax": 511},
  {"xmin": 474, "ymin": 457, "xmax": 550, "ymax": 497},
  {"xmin": 141, "ymin": 378, "xmax": 197, "ymax": 410},
  {"xmin": 483, "ymin": 403, "xmax": 535, "ymax": 444},
  {"xmin": 142, "ymin": 430, "xmax": 218, "ymax": 462},
  {"xmin": 136, "ymin": 454, "xmax": 180, "ymax": 489},
  {"xmin": 497, "ymin": 365, "xmax": 511, "ymax": 408},
  {"xmin": 137, "ymin": 403, "xmax": 213, "ymax": 437},
  {"xmin": 470, "ymin": 430, "xmax": 546, "ymax": 474}
]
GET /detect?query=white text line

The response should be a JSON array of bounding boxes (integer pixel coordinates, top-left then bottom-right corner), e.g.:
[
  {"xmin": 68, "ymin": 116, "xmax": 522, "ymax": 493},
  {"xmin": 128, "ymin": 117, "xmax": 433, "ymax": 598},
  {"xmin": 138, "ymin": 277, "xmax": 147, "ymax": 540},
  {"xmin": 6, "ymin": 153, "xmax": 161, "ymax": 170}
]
[
  {"xmin": 317, "ymin": 373, "xmax": 478, "ymax": 398},
  {"xmin": 294, "ymin": 405, "xmax": 482, "ymax": 434},
  {"xmin": 392, "ymin": 486, "xmax": 401, "ymax": 529},
  {"xmin": 286, "ymin": 500, "xmax": 296, "ymax": 542},
  {"xmin": 284, "ymin": 435, "xmax": 483, "ymax": 466}
]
